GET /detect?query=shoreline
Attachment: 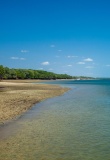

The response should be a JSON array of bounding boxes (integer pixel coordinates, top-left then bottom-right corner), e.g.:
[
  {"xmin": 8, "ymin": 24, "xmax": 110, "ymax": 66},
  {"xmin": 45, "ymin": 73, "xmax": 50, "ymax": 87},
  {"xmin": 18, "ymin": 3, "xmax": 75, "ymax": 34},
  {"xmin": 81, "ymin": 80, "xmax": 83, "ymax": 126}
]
[{"xmin": 0, "ymin": 80, "xmax": 70, "ymax": 124}]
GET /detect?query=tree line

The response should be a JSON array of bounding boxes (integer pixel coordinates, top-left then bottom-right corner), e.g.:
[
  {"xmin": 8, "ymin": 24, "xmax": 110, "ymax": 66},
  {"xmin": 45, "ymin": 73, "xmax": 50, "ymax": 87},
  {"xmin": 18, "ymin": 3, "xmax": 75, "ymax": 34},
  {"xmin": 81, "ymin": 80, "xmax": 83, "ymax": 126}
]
[
  {"xmin": 0, "ymin": 65, "xmax": 74, "ymax": 80},
  {"xmin": 0, "ymin": 65, "xmax": 93, "ymax": 80}
]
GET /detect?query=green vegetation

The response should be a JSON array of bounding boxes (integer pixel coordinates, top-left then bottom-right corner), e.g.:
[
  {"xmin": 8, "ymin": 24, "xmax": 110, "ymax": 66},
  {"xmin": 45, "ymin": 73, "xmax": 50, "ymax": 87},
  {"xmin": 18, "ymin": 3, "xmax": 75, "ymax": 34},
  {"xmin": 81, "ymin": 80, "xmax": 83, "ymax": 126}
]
[
  {"xmin": 0, "ymin": 65, "xmax": 5, "ymax": 80},
  {"xmin": 0, "ymin": 65, "xmax": 72, "ymax": 80},
  {"xmin": 0, "ymin": 65, "xmax": 93, "ymax": 80}
]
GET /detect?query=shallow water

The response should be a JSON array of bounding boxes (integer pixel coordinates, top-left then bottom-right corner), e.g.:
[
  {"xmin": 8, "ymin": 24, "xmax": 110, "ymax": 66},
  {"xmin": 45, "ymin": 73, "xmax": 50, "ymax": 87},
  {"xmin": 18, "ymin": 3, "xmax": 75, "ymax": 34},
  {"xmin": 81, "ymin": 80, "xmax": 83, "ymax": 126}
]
[{"xmin": 0, "ymin": 80, "xmax": 110, "ymax": 160}]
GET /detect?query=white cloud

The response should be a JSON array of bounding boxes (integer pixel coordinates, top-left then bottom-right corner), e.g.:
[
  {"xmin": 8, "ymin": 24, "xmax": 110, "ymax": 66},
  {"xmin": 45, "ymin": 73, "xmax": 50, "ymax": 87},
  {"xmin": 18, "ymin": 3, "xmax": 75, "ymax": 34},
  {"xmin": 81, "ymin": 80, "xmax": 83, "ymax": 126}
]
[
  {"xmin": 58, "ymin": 50, "xmax": 62, "ymax": 52},
  {"xmin": 77, "ymin": 62, "xmax": 85, "ymax": 64},
  {"xmin": 11, "ymin": 57, "xmax": 19, "ymax": 60},
  {"xmin": 20, "ymin": 58, "xmax": 26, "ymax": 60},
  {"xmin": 41, "ymin": 61, "xmax": 50, "ymax": 65},
  {"xmin": 11, "ymin": 57, "xmax": 26, "ymax": 60},
  {"xmin": 67, "ymin": 56, "xmax": 78, "ymax": 58},
  {"xmin": 85, "ymin": 66, "xmax": 94, "ymax": 68},
  {"xmin": 50, "ymin": 44, "xmax": 55, "ymax": 48},
  {"xmin": 21, "ymin": 50, "xmax": 29, "ymax": 53},
  {"xmin": 84, "ymin": 58, "xmax": 93, "ymax": 62},
  {"xmin": 67, "ymin": 65, "xmax": 72, "ymax": 67}
]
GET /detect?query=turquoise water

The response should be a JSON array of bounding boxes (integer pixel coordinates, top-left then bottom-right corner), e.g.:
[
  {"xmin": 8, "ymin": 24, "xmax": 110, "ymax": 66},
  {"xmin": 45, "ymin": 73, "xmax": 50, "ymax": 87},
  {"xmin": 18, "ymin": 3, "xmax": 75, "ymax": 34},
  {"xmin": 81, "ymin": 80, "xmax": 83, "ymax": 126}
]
[{"xmin": 0, "ymin": 79, "xmax": 110, "ymax": 160}]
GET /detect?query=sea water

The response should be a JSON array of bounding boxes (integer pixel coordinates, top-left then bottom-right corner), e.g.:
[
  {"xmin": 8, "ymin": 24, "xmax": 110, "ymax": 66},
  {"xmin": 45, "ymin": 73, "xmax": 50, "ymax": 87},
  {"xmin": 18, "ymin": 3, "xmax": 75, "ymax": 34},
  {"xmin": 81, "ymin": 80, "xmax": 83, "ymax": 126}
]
[{"xmin": 0, "ymin": 79, "xmax": 110, "ymax": 160}]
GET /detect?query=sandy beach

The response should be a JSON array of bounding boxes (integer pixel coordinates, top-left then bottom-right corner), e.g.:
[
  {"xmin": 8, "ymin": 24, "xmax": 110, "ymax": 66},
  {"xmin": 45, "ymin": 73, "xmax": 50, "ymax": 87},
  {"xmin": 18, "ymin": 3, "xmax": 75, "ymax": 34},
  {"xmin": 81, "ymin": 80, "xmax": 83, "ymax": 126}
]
[{"xmin": 0, "ymin": 80, "xmax": 69, "ymax": 124}]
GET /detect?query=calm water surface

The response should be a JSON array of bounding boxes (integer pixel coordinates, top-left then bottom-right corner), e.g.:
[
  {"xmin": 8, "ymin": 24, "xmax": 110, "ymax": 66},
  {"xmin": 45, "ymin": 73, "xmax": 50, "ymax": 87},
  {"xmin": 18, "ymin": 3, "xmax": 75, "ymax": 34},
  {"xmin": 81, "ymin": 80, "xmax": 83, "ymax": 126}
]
[{"xmin": 0, "ymin": 80, "xmax": 110, "ymax": 160}]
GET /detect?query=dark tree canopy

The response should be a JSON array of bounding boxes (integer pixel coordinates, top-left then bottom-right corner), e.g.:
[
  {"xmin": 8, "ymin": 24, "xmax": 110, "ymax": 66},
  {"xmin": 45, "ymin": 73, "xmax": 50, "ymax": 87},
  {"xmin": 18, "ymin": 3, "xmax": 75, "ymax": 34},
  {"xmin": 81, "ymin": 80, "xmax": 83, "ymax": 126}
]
[
  {"xmin": 0, "ymin": 65, "xmax": 5, "ymax": 80},
  {"xmin": 0, "ymin": 65, "xmax": 93, "ymax": 80}
]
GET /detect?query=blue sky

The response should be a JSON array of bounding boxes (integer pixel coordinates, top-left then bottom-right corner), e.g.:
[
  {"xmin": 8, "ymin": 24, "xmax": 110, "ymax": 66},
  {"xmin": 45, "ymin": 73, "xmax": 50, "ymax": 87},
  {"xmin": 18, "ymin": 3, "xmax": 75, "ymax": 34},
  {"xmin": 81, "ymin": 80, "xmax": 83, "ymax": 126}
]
[{"xmin": 0, "ymin": 0, "xmax": 110, "ymax": 77}]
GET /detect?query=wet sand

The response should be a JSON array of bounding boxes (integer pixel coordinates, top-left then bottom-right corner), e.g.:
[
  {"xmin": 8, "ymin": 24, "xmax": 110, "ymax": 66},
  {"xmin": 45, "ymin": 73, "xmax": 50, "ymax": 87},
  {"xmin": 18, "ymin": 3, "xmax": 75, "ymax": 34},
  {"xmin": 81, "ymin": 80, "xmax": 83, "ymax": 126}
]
[{"xmin": 0, "ymin": 80, "xmax": 69, "ymax": 124}]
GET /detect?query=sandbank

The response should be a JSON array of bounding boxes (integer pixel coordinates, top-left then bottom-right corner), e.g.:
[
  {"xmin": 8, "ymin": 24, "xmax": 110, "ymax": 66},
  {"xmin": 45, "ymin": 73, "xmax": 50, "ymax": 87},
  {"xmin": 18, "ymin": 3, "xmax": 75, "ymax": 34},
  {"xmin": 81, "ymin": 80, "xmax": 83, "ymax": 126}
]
[{"xmin": 0, "ymin": 80, "xmax": 69, "ymax": 124}]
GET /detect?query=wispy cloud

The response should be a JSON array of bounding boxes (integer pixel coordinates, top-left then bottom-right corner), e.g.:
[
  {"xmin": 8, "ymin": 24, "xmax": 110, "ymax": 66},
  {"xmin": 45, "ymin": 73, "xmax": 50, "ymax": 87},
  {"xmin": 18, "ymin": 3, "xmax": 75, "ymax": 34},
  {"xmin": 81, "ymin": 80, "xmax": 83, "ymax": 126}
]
[
  {"xmin": 67, "ymin": 56, "xmax": 78, "ymax": 58},
  {"xmin": 50, "ymin": 44, "xmax": 55, "ymax": 48},
  {"xmin": 10, "ymin": 57, "xmax": 26, "ymax": 60},
  {"xmin": 41, "ymin": 61, "xmax": 50, "ymax": 65},
  {"xmin": 77, "ymin": 62, "xmax": 85, "ymax": 64},
  {"xmin": 58, "ymin": 50, "xmax": 62, "ymax": 52},
  {"xmin": 20, "ymin": 58, "xmax": 26, "ymax": 60},
  {"xmin": 21, "ymin": 50, "xmax": 29, "ymax": 53},
  {"xmin": 11, "ymin": 57, "xmax": 19, "ymax": 60},
  {"xmin": 84, "ymin": 58, "xmax": 93, "ymax": 62},
  {"xmin": 67, "ymin": 65, "xmax": 72, "ymax": 67}
]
